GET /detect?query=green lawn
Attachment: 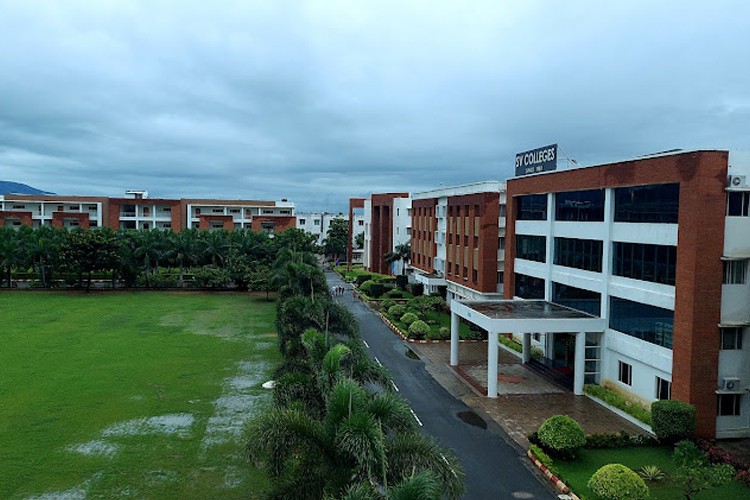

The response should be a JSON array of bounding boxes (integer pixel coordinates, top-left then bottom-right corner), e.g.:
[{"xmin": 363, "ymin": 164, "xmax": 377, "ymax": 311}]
[
  {"xmin": 554, "ymin": 446, "xmax": 748, "ymax": 499},
  {"xmin": 0, "ymin": 292, "xmax": 279, "ymax": 499}
]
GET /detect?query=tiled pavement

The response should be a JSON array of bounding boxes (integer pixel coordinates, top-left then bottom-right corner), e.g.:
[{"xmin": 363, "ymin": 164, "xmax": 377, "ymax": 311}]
[{"xmin": 410, "ymin": 341, "xmax": 646, "ymax": 448}]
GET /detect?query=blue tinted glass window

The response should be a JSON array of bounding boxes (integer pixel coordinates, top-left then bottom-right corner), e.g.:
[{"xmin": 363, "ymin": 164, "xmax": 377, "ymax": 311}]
[
  {"xmin": 552, "ymin": 283, "xmax": 601, "ymax": 316},
  {"xmin": 612, "ymin": 242, "xmax": 676, "ymax": 285},
  {"xmin": 614, "ymin": 183, "xmax": 679, "ymax": 223},
  {"xmin": 517, "ymin": 194, "xmax": 547, "ymax": 220},
  {"xmin": 554, "ymin": 237, "xmax": 603, "ymax": 272},
  {"xmin": 555, "ymin": 189, "xmax": 605, "ymax": 221},
  {"xmin": 515, "ymin": 273, "xmax": 545, "ymax": 299},
  {"xmin": 516, "ymin": 235, "xmax": 546, "ymax": 263},
  {"xmin": 609, "ymin": 297, "xmax": 673, "ymax": 348}
]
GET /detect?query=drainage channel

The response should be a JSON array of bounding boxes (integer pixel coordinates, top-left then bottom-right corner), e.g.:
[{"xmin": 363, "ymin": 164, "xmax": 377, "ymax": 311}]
[
  {"xmin": 404, "ymin": 348, "xmax": 420, "ymax": 360},
  {"xmin": 456, "ymin": 410, "xmax": 487, "ymax": 429}
]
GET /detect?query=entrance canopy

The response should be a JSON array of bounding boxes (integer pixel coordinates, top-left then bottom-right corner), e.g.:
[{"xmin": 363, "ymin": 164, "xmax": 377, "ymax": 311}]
[{"xmin": 450, "ymin": 300, "xmax": 606, "ymax": 397}]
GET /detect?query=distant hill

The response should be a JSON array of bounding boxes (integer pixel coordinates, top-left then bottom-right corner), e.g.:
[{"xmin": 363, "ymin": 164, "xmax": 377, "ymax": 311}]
[{"xmin": 0, "ymin": 181, "xmax": 55, "ymax": 195}]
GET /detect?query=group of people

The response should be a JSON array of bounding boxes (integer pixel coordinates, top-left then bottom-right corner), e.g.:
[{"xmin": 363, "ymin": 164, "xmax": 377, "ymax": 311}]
[{"xmin": 331, "ymin": 285, "xmax": 347, "ymax": 297}]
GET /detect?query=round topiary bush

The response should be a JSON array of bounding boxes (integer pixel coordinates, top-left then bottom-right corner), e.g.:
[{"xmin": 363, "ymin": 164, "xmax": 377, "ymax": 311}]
[
  {"xmin": 388, "ymin": 305, "xmax": 406, "ymax": 319},
  {"xmin": 380, "ymin": 299, "xmax": 396, "ymax": 312},
  {"xmin": 408, "ymin": 320, "xmax": 430, "ymax": 338},
  {"xmin": 538, "ymin": 415, "xmax": 586, "ymax": 458},
  {"xmin": 588, "ymin": 464, "xmax": 649, "ymax": 500},
  {"xmin": 359, "ymin": 280, "xmax": 375, "ymax": 295},
  {"xmin": 400, "ymin": 312, "xmax": 419, "ymax": 326},
  {"xmin": 651, "ymin": 400, "xmax": 695, "ymax": 443}
]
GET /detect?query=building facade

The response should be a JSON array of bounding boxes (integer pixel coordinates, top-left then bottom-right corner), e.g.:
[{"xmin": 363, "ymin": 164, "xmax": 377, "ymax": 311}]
[
  {"xmin": 411, "ymin": 181, "xmax": 506, "ymax": 303},
  {"xmin": 504, "ymin": 150, "xmax": 750, "ymax": 439},
  {"xmin": 0, "ymin": 191, "xmax": 296, "ymax": 234},
  {"xmin": 362, "ymin": 193, "xmax": 410, "ymax": 275}
]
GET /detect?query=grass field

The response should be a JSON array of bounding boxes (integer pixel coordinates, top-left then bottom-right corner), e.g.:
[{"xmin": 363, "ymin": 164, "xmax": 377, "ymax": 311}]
[
  {"xmin": 0, "ymin": 292, "xmax": 279, "ymax": 499},
  {"xmin": 554, "ymin": 446, "xmax": 748, "ymax": 499}
]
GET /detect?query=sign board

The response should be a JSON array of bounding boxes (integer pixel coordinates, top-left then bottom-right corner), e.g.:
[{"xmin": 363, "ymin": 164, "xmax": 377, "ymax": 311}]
[{"xmin": 515, "ymin": 144, "xmax": 558, "ymax": 176}]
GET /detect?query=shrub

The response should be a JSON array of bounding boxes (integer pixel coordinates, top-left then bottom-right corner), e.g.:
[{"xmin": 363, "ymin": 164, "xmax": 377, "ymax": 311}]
[
  {"xmin": 585, "ymin": 431, "xmax": 659, "ymax": 449},
  {"xmin": 395, "ymin": 274, "xmax": 408, "ymax": 290},
  {"xmin": 369, "ymin": 283, "xmax": 385, "ymax": 298},
  {"xmin": 148, "ymin": 271, "xmax": 178, "ymax": 288},
  {"xmin": 387, "ymin": 290, "xmax": 404, "ymax": 299},
  {"xmin": 410, "ymin": 282, "xmax": 424, "ymax": 296},
  {"xmin": 192, "ymin": 265, "xmax": 232, "ymax": 288},
  {"xmin": 438, "ymin": 326, "xmax": 449, "ymax": 338},
  {"xmin": 538, "ymin": 415, "xmax": 586, "ymax": 458},
  {"xmin": 588, "ymin": 464, "xmax": 649, "ymax": 500},
  {"xmin": 355, "ymin": 274, "xmax": 373, "ymax": 285},
  {"xmin": 400, "ymin": 312, "xmax": 419, "ymax": 326},
  {"xmin": 388, "ymin": 305, "xmax": 406, "ymax": 319},
  {"xmin": 359, "ymin": 280, "xmax": 375, "ymax": 294},
  {"xmin": 408, "ymin": 320, "xmax": 430, "ymax": 338},
  {"xmin": 529, "ymin": 444, "xmax": 556, "ymax": 475},
  {"xmin": 652, "ymin": 400, "xmax": 695, "ymax": 443},
  {"xmin": 380, "ymin": 299, "xmax": 396, "ymax": 312}
]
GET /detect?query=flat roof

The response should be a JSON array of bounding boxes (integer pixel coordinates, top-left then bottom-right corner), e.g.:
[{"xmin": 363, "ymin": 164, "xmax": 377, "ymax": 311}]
[{"xmin": 466, "ymin": 300, "xmax": 596, "ymax": 320}]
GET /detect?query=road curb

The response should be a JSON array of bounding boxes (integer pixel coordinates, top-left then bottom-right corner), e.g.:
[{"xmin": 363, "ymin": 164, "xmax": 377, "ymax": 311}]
[{"xmin": 526, "ymin": 450, "xmax": 580, "ymax": 499}]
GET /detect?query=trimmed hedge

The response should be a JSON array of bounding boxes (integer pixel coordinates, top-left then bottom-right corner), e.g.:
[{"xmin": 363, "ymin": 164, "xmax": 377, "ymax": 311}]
[
  {"xmin": 355, "ymin": 274, "xmax": 373, "ymax": 285},
  {"xmin": 369, "ymin": 283, "xmax": 385, "ymax": 298},
  {"xmin": 651, "ymin": 400, "xmax": 695, "ymax": 443},
  {"xmin": 408, "ymin": 320, "xmax": 430, "ymax": 338},
  {"xmin": 538, "ymin": 415, "xmax": 586, "ymax": 458},
  {"xmin": 400, "ymin": 312, "xmax": 419, "ymax": 326},
  {"xmin": 584, "ymin": 384, "xmax": 653, "ymax": 426},
  {"xmin": 395, "ymin": 274, "xmax": 408, "ymax": 290},
  {"xmin": 587, "ymin": 464, "xmax": 649, "ymax": 500},
  {"xmin": 388, "ymin": 305, "xmax": 406, "ymax": 318},
  {"xmin": 530, "ymin": 444, "xmax": 557, "ymax": 476}
]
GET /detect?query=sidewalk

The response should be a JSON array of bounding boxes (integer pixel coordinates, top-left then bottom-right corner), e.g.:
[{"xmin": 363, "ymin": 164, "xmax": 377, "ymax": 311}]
[{"xmin": 409, "ymin": 341, "xmax": 646, "ymax": 448}]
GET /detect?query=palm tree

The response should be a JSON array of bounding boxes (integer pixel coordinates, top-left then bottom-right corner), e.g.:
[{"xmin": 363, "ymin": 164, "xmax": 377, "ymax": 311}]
[
  {"xmin": 172, "ymin": 228, "xmax": 198, "ymax": 287},
  {"xmin": 0, "ymin": 227, "xmax": 20, "ymax": 287},
  {"xmin": 384, "ymin": 243, "xmax": 411, "ymax": 276}
]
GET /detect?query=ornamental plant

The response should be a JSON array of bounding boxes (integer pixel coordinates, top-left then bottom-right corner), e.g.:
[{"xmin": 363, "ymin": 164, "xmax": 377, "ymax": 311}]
[
  {"xmin": 588, "ymin": 464, "xmax": 649, "ymax": 500},
  {"xmin": 537, "ymin": 415, "xmax": 586, "ymax": 459},
  {"xmin": 400, "ymin": 312, "xmax": 419, "ymax": 326},
  {"xmin": 359, "ymin": 279, "xmax": 375, "ymax": 295},
  {"xmin": 388, "ymin": 305, "xmax": 406, "ymax": 319},
  {"xmin": 408, "ymin": 320, "xmax": 430, "ymax": 338},
  {"xmin": 651, "ymin": 400, "xmax": 695, "ymax": 443}
]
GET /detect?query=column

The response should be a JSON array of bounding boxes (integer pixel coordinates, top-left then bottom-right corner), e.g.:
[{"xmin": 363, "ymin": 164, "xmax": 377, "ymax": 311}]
[
  {"xmin": 574, "ymin": 331, "xmax": 586, "ymax": 395},
  {"xmin": 488, "ymin": 330, "xmax": 499, "ymax": 398},
  {"xmin": 522, "ymin": 332, "xmax": 532, "ymax": 363},
  {"xmin": 450, "ymin": 311, "xmax": 460, "ymax": 366}
]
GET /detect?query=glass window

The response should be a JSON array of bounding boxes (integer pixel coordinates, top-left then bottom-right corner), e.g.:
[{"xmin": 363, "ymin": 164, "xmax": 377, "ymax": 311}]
[
  {"xmin": 656, "ymin": 377, "xmax": 671, "ymax": 400},
  {"xmin": 723, "ymin": 260, "xmax": 748, "ymax": 284},
  {"xmin": 555, "ymin": 189, "xmax": 605, "ymax": 221},
  {"xmin": 727, "ymin": 192, "xmax": 750, "ymax": 216},
  {"xmin": 614, "ymin": 183, "xmax": 679, "ymax": 223},
  {"xmin": 299, "ymin": 219, "xmax": 306, "ymax": 225},
  {"xmin": 613, "ymin": 242, "xmax": 676, "ymax": 285},
  {"xmin": 517, "ymin": 235, "xmax": 546, "ymax": 263},
  {"xmin": 721, "ymin": 327, "xmax": 743, "ymax": 350},
  {"xmin": 717, "ymin": 394, "xmax": 742, "ymax": 416},
  {"xmin": 618, "ymin": 361, "xmax": 632, "ymax": 386},
  {"xmin": 609, "ymin": 297, "xmax": 674, "ymax": 349},
  {"xmin": 552, "ymin": 282, "xmax": 601, "ymax": 316},
  {"xmin": 516, "ymin": 194, "xmax": 547, "ymax": 220},
  {"xmin": 515, "ymin": 273, "xmax": 545, "ymax": 299},
  {"xmin": 554, "ymin": 237, "xmax": 603, "ymax": 272}
]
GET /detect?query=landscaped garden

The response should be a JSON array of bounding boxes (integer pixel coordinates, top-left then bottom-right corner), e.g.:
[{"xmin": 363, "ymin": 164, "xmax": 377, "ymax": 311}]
[
  {"xmin": 0, "ymin": 292, "xmax": 278, "ymax": 499},
  {"xmin": 527, "ymin": 403, "xmax": 750, "ymax": 499}
]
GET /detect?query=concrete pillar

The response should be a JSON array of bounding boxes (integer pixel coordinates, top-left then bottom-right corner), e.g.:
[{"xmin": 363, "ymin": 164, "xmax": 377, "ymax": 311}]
[
  {"xmin": 522, "ymin": 332, "xmax": 532, "ymax": 363},
  {"xmin": 450, "ymin": 311, "xmax": 460, "ymax": 366},
  {"xmin": 488, "ymin": 330, "xmax": 499, "ymax": 398},
  {"xmin": 574, "ymin": 331, "xmax": 586, "ymax": 395}
]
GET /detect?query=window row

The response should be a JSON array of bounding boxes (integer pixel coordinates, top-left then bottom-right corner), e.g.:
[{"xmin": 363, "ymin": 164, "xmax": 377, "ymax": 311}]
[
  {"xmin": 609, "ymin": 297, "xmax": 673, "ymax": 348},
  {"xmin": 554, "ymin": 237, "xmax": 603, "ymax": 273},
  {"xmin": 516, "ymin": 183, "xmax": 680, "ymax": 223},
  {"xmin": 612, "ymin": 242, "xmax": 676, "ymax": 286},
  {"xmin": 617, "ymin": 362, "xmax": 672, "ymax": 400}
]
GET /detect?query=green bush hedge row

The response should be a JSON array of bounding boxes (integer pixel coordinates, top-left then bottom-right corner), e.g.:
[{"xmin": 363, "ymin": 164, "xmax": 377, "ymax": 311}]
[{"xmin": 584, "ymin": 384, "xmax": 652, "ymax": 426}]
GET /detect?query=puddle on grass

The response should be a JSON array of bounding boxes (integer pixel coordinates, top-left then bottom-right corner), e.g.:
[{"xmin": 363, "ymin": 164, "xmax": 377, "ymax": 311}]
[
  {"xmin": 102, "ymin": 413, "xmax": 194, "ymax": 438},
  {"xmin": 457, "ymin": 411, "xmax": 487, "ymax": 429},
  {"xmin": 405, "ymin": 349, "xmax": 420, "ymax": 360},
  {"xmin": 28, "ymin": 472, "xmax": 102, "ymax": 500},
  {"xmin": 67, "ymin": 439, "xmax": 118, "ymax": 458}
]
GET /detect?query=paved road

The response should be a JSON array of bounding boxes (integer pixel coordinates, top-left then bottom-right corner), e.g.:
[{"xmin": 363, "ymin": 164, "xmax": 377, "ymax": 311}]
[{"xmin": 327, "ymin": 272, "xmax": 554, "ymax": 500}]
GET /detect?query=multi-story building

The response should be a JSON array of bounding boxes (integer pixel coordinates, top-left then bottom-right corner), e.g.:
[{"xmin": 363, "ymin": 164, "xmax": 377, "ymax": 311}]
[
  {"xmin": 361, "ymin": 193, "xmax": 410, "ymax": 275},
  {"xmin": 411, "ymin": 181, "xmax": 506, "ymax": 303},
  {"xmin": 0, "ymin": 190, "xmax": 296, "ymax": 234},
  {"xmin": 297, "ymin": 212, "xmax": 365, "ymax": 261},
  {"xmin": 502, "ymin": 149, "xmax": 750, "ymax": 439}
]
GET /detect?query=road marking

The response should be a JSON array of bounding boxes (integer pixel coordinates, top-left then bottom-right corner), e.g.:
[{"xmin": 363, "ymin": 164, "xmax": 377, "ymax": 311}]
[
  {"xmin": 440, "ymin": 453, "xmax": 459, "ymax": 478},
  {"xmin": 363, "ymin": 339, "xmax": 370, "ymax": 348},
  {"xmin": 374, "ymin": 357, "xmax": 382, "ymax": 366},
  {"xmin": 410, "ymin": 408, "xmax": 423, "ymax": 427},
  {"xmin": 391, "ymin": 380, "xmax": 399, "ymax": 392}
]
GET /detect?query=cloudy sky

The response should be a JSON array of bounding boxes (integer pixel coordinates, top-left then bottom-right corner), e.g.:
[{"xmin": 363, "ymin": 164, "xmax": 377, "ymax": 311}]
[{"xmin": 1, "ymin": 1, "xmax": 749, "ymax": 211}]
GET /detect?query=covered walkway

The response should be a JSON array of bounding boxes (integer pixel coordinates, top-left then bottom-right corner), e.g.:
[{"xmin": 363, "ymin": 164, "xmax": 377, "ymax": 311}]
[{"xmin": 450, "ymin": 300, "xmax": 606, "ymax": 397}]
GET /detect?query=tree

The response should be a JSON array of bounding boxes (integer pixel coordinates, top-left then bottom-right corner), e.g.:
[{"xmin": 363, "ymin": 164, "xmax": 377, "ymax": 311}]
[
  {"xmin": 0, "ymin": 227, "xmax": 21, "ymax": 287},
  {"xmin": 23, "ymin": 226, "xmax": 64, "ymax": 288},
  {"xmin": 246, "ymin": 264, "xmax": 275, "ymax": 300},
  {"xmin": 384, "ymin": 242, "xmax": 411, "ymax": 276},
  {"xmin": 322, "ymin": 218, "xmax": 349, "ymax": 261},
  {"xmin": 673, "ymin": 440, "xmax": 735, "ymax": 499},
  {"xmin": 273, "ymin": 228, "xmax": 319, "ymax": 255},
  {"xmin": 355, "ymin": 232, "xmax": 364, "ymax": 250},
  {"xmin": 63, "ymin": 227, "xmax": 118, "ymax": 291},
  {"xmin": 172, "ymin": 229, "xmax": 198, "ymax": 288}
]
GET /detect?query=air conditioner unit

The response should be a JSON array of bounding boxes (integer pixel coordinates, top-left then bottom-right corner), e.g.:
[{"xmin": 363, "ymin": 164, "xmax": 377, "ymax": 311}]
[
  {"xmin": 727, "ymin": 175, "xmax": 747, "ymax": 188},
  {"xmin": 720, "ymin": 377, "xmax": 742, "ymax": 391}
]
